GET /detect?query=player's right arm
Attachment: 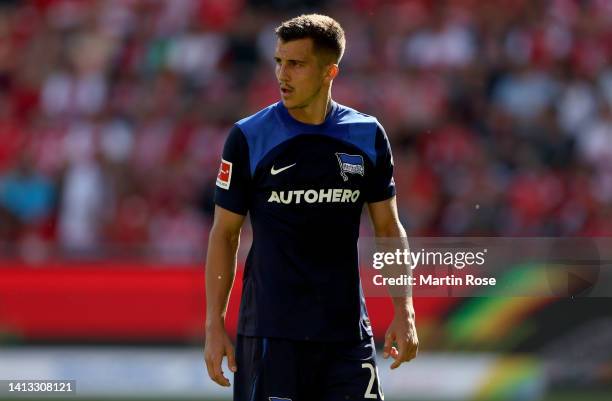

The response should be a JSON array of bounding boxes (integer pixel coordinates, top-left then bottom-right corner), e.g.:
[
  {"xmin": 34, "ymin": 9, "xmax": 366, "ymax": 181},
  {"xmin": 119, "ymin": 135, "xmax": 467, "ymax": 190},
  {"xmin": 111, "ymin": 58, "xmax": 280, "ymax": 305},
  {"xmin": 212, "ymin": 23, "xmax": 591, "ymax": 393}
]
[
  {"xmin": 204, "ymin": 206, "xmax": 244, "ymax": 387},
  {"xmin": 204, "ymin": 125, "xmax": 252, "ymax": 387}
]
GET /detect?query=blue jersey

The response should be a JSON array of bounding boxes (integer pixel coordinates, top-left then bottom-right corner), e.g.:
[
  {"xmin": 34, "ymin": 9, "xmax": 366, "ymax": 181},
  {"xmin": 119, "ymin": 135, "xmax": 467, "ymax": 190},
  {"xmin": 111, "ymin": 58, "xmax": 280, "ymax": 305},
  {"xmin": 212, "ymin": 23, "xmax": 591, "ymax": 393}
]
[{"xmin": 214, "ymin": 101, "xmax": 395, "ymax": 342}]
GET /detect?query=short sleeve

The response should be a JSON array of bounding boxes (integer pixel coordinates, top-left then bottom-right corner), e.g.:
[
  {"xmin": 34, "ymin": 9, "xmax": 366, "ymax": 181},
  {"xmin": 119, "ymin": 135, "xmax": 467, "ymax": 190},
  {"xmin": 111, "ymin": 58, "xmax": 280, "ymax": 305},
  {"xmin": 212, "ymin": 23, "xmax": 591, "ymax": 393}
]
[
  {"xmin": 364, "ymin": 123, "xmax": 396, "ymax": 203},
  {"xmin": 214, "ymin": 125, "xmax": 251, "ymax": 215}
]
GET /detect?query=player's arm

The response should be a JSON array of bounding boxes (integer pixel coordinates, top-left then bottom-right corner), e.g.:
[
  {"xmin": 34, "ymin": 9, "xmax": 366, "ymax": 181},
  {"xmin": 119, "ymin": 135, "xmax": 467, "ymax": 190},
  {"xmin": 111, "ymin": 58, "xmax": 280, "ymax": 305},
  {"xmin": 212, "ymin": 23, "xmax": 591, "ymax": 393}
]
[
  {"xmin": 204, "ymin": 206, "xmax": 245, "ymax": 386},
  {"xmin": 368, "ymin": 196, "xmax": 419, "ymax": 369},
  {"xmin": 204, "ymin": 125, "xmax": 251, "ymax": 386}
]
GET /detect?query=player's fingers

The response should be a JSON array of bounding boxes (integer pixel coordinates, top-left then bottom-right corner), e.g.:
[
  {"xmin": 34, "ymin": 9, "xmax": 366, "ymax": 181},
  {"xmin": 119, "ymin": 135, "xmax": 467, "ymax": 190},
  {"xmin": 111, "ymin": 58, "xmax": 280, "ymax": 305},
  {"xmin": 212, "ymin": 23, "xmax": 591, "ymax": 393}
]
[
  {"xmin": 213, "ymin": 362, "xmax": 231, "ymax": 387},
  {"xmin": 383, "ymin": 332, "xmax": 394, "ymax": 359},
  {"xmin": 206, "ymin": 354, "xmax": 230, "ymax": 387},
  {"xmin": 390, "ymin": 346, "xmax": 399, "ymax": 359},
  {"xmin": 214, "ymin": 353, "xmax": 231, "ymax": 387},
  {"xmin": 226, "ymin": 343, "xmax": 237, "ymax": 373},
  {"xmin": 204, "ymin": 355, "xmax": 220, "ymax": 385},
  {"xmin": 406, "ymin": 339, "xmax": 419, "ymax": 360},
  {"xmin": 403, "ymin": 332, "xmax": 419, "ymax": 360},
  {"xmin": 390, "ymin": 341, "xmax": 411, "ymax": 369}
]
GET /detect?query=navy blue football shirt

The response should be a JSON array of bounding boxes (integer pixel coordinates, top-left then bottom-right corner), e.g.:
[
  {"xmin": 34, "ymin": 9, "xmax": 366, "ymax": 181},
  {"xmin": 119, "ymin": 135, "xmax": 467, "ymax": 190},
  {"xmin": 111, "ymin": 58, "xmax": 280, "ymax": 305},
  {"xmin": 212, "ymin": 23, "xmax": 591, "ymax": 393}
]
[{"xmin": 214, "ymin": 100, "xmax": 395, "ymax": 342}]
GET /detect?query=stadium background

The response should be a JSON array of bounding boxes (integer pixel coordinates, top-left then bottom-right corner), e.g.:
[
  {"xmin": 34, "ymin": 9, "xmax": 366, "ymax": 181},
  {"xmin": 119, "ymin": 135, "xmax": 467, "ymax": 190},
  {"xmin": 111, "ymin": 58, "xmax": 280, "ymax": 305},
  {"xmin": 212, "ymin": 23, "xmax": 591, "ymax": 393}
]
[{"xmin": 0, "ymin": 0, "xmax": 611, "ymax": 400}]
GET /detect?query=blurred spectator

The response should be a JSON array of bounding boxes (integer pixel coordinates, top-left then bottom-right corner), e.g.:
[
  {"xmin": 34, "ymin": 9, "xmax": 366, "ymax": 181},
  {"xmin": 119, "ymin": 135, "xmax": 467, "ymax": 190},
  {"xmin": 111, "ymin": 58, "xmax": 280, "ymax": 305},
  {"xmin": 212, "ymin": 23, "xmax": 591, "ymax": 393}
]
[
  {"xmin": 58, "ymin": 154, "xmax": 113, "ymax": 252},
  {"xmin": 493, "ymin": 65, "xmax": 560, "ymax": 123},
  {"xmin": 0, "ymin": 154, "xmax": 56, "ymax": 237}
]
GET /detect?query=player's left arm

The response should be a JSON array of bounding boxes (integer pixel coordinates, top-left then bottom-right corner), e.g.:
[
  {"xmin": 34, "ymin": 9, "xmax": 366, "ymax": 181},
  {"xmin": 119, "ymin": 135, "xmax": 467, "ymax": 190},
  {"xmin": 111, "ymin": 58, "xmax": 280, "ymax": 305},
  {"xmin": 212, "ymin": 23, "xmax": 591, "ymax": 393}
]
[{"xmin": 368, "ymin": 196, "xmax": 419, "ymax": 369}]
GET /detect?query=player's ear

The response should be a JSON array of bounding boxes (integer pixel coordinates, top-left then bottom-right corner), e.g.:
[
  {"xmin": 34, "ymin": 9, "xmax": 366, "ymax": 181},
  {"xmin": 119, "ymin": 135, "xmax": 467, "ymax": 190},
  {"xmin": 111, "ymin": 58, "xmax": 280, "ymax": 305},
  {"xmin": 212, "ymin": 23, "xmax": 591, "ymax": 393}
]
[{"xmin": 324, "ymin": 64, "xmax": 339, "ymax": 82}]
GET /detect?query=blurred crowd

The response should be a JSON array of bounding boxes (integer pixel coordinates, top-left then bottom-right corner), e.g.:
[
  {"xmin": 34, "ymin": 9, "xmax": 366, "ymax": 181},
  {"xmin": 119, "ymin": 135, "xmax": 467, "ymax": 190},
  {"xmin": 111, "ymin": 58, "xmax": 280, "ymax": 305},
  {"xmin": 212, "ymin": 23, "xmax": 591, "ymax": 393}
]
[{"xmin": 1, "ymin": 0, "xmax": 612, "ymax": 262}]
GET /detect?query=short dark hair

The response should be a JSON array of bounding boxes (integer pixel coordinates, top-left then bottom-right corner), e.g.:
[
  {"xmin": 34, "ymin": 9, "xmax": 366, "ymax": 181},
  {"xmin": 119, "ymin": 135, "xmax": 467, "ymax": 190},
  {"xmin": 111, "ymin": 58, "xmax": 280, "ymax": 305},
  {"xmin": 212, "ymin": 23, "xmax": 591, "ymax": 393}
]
[{"xmin": 275, "ymin": 14, "xmax": 346, "ymax": 64}]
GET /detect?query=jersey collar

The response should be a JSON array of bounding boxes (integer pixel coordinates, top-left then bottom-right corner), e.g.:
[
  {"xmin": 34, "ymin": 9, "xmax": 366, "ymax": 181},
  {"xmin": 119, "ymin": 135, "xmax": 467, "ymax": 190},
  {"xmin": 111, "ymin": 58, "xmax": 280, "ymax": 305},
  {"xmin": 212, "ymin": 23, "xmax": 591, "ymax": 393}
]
[{"xmin": 276, "ymin": 100, "xmax": 338, "ymax": 132}]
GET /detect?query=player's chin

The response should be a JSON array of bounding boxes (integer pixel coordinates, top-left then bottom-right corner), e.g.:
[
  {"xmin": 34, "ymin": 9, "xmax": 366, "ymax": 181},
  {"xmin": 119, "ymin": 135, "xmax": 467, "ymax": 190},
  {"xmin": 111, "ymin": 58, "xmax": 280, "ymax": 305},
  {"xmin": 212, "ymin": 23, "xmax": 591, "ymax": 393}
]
[
  {"xmin": 280, "ymin": 91, "xmax": 298, "ymax": 107},
  {"xmin": 281, "ymin": 97, "xmax": 298, "ymax": 109}
]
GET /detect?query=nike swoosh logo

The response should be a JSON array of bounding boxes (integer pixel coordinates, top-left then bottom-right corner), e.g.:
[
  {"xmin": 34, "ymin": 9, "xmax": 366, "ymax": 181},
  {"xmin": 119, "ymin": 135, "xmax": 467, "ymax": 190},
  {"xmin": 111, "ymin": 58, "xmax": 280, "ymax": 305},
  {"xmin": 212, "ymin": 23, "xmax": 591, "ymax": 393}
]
[{"xmin": 271, "ymin": 163, "xmax": 296, "ymax": 175}]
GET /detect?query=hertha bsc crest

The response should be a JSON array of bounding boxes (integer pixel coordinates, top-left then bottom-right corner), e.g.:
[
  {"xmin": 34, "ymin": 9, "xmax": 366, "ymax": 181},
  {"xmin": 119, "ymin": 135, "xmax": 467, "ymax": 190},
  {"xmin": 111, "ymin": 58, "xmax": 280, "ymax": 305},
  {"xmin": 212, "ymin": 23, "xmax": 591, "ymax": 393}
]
[{"xmin": 336, "ymin": 153, "xmax": 365, "ymax": 181}]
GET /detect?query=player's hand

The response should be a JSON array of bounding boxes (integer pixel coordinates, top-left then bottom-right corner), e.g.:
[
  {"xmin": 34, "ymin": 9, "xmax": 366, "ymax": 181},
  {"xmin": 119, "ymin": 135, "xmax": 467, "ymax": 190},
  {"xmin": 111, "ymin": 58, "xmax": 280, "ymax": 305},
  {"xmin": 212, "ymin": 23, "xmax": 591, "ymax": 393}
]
[
  {"xmin": 204, "ymin": 323, "xmax": 237, "ymax": 387},
  {"xmin": 383, "ymin": 308, "xmax": 418, "ymax": 369}
]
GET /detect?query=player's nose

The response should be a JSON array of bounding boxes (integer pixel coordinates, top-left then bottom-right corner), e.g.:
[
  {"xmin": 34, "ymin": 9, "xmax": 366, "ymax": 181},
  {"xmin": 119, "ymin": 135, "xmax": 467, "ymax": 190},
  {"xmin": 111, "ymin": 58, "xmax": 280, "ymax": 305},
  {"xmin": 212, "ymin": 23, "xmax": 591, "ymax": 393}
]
[{"xmin": 277, "ymin": 64, "xmax": 290, "ymax": 82}]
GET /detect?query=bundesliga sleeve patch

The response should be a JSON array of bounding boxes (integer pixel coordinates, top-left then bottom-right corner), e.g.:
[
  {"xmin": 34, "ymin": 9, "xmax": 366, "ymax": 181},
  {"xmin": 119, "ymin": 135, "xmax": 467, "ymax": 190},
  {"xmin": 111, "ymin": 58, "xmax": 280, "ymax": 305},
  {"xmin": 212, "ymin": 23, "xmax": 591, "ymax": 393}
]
[{"xmin": 216, "ymin": 159, "xmax": 232, "ymax": 189}]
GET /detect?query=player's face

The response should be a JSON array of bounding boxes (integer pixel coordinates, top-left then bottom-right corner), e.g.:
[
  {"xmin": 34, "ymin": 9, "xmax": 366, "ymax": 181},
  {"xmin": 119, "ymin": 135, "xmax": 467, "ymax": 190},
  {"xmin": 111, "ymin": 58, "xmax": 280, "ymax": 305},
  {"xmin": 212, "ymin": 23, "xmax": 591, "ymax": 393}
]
[{"xmin": 274, "ymin": 38, "xmax": 331, "ymax": 109}]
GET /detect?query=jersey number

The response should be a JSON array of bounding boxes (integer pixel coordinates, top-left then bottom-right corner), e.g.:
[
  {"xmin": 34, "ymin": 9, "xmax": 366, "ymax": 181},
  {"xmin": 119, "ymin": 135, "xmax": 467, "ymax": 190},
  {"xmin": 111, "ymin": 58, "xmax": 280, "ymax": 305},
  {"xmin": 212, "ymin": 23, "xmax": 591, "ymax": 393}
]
[{"xmin": 361, "ymin": 363, "xmax": 384, "ymax": 400}]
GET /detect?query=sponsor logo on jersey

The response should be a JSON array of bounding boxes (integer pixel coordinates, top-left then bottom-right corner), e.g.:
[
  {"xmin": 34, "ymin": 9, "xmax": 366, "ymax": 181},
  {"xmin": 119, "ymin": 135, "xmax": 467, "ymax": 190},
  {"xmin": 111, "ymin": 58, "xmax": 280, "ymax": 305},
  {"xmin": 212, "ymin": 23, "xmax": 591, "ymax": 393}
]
[
  {"xmin": 216, "ymin": 159, "xmax": 232, "ymax": 189},
  {"xmin": 268, "ymin": 188, "xmax": 360, "ymax": 204},
  {"xmin": 336, "ymin": 153, "xmax": 365, "ymax": 181},
  {"xmin": 270, "ymin": 163, "xmax": 296, "ymax": 175}
]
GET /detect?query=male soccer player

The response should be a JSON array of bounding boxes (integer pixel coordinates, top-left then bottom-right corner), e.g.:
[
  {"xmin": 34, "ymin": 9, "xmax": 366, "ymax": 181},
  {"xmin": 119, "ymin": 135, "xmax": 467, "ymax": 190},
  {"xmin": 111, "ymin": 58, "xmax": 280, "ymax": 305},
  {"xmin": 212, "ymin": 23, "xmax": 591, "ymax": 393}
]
[{"xmin": 204, "ymin": 14, "xmax": 418, "ymax": 401}]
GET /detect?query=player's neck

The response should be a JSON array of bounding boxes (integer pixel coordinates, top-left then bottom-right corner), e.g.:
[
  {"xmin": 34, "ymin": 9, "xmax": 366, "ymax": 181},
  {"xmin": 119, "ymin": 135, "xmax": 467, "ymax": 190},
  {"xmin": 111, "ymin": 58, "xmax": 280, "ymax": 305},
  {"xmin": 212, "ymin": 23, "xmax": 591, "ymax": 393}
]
[{"xmin": 287, "ymin": 91, "xmax": 332, "ymax": 125}]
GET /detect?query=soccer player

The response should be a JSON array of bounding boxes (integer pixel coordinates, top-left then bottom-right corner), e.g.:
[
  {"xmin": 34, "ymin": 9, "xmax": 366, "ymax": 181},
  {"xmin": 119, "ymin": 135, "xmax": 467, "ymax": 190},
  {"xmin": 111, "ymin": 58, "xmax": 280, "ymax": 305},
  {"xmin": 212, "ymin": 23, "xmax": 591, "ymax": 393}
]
[{"xmin": 204, "ymin": 14, "xmax": 418, "ymax": 401}]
